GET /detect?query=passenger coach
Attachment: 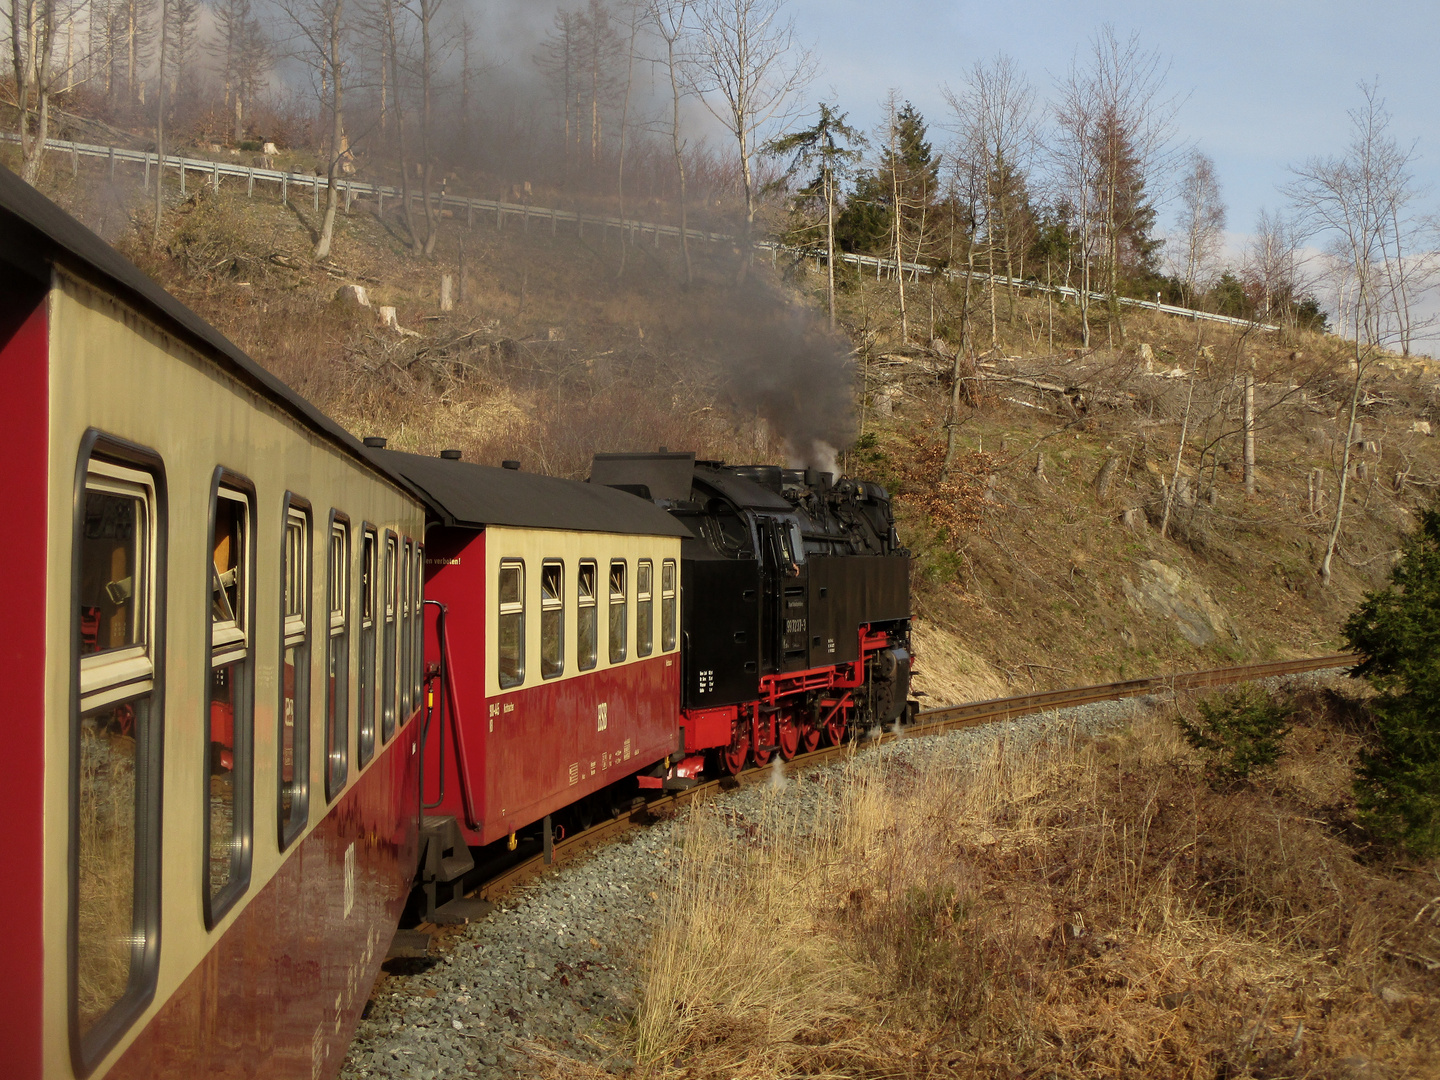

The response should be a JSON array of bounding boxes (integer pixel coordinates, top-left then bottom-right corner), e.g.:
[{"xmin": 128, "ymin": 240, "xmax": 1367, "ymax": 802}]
[
  {"xmin": 370, "ymin": 449, "xmax": 689, "ymax": 914},
  {"xmin": 0, "ymin": 167, "xmax": 426, "ymax": 1078}
]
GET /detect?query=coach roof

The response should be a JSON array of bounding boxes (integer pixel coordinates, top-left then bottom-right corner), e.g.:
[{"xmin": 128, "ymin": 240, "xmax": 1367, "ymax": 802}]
[
  {"xmin": 369, "ymin": 450, "xmax": 692, "ymax": 537},
  {"xmin": 0, "ymin": 163, "xmax": 404, "ymax": 487}
]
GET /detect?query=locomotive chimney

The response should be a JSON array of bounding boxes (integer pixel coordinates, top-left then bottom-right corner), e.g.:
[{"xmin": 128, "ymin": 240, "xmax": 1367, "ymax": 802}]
[
  {"xmin": 440, "ymin": 449, "xmax": 462, "ymax": 460},
  {"xmin": 502, "ymin": 459, "xmax": 521, "ymax": 470},
  {"xmin": 362, "ymin": 436, "xmax": 387, "ymax": 448}
]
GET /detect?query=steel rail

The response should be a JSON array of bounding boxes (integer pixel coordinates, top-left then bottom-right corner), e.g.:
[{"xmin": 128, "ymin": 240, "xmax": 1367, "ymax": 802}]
[
  {"xmin": 6, "ymin": 131, "xmax": 1281, "ymax": 333},
  {"xmin": 470, "ymin": 652, "xmax": 1357, "ymax": 904}
]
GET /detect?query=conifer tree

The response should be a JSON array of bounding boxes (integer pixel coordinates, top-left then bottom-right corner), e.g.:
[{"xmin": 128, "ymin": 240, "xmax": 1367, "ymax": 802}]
[
  {"xmin": 764, "ymin": 101, "xmax": 864, "ymax": 328},
  {"xmin": 1343, "ymin": 505, "xmax": 1440, "ymax": 857}
]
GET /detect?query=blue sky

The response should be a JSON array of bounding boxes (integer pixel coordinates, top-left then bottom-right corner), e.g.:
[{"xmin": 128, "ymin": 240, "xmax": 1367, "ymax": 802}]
[
  {"xmin": 786, "ymin": 1, "xmax": 1439, "ymax": 348},
  {"xmin": 789, "ymin": 1, "xmax": 1438, "ymax": 233}
]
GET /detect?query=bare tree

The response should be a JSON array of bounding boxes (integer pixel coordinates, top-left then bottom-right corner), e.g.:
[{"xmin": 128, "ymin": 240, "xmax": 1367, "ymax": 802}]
[
  {"xmin": 152, "ymin": 0, "xmax": 166, "ymax": 242},
  {"xmin": 1050, "ymin": 61, "xmax": 1100, "ymax": 347},
  {"xmin": 615, "ymin": 0, "xmax": 642, "ymax": 275},
  {"xmin": 1053, "ymin": 26, "xmax": 1177, "ymax": 344},
  {"xmin": 1243, "ymin": 207, "xmax": 1305, "ymax": 326},
  {"xmin": 688, "ymin": 0, "xmax": 815, "ymax": 272},
  {"xmin": 377, "ymin": 0, "xmax": 420, "ymax": 248},
  {"xmin": 278, "ymin": 0, "xmax": 351, "ymax": 259},
  {"xmin": 8, "ymin": 0, "xmax": 61, "ymax": 182},
  {"xmin": 648, "ymin": 0, "xmax": 693, "ymax": 283},
  {"xmin": 1285, "ymin": 83, "xmax": 1422, "ymax": 585},
  {"xmin": 210, "ymin": 0, "xmax": 270, "ymax": 142},
  {"xmin": 944, "ymin": 53, "xmax": 1037, "ymax": 347},
  {"xmin": 403, "ymin": 0, "xmax": 449, "ymax": 256},
  {"xmin": 1173, "ymin": 148, "xmax": 1226, "ymax": 307}
]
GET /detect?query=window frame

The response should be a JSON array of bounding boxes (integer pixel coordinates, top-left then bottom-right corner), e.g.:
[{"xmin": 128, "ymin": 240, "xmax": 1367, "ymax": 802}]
[
  {"xmin": 277, "ymin": 495, "xmax": 312, "ymax": 852},
  {"xmin": 324, "ymin": 512, "xmax": 350, "ymax": 802},
  {"xmin": 661, "ymin": 558, "xmax": 678, "ymax": 652},
  {"xmin": 380, "ymin": 532, "xmax": 398, "ymax": 743},
  {"xmin": 608, "ymin": 559, "xmax": 628, "ymax": 664},
  {"xmin": 67, "ymin": 431, "xmax": 166, "ymax": 1076},
  {"xmin": 497, "ymin": 558, "xmax": 526, "ymax": 690},
  {"xmin": 412, "ymin": 543, "xmax": 425, "ymax": 708},
  {"xmin": 400, "ymin": 539, "xmax": 413, "ymax": 721},
  {"xmin": 202, "ymin": 469, "xmax": 256, "ymax": 930},
  {"xmin": 636, "ymin": 558, "xmax": 654, "ymax": 658},
  {"xmin": 577, "ymin": 559, "xmax": 598, "ymax": 672},
  {"xmin": 357, "ymin": 525, "xmax": 377, "ymax": 768},
  {"xmin": 540, "ymin": 559, "xmax": 564, "ymax": 680}
]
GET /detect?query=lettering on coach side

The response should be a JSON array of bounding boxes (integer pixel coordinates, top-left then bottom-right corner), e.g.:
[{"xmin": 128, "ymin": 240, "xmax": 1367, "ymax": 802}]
[{"xmin": 597, "ymin": 701, "xmax": 608, "ymax": 731}]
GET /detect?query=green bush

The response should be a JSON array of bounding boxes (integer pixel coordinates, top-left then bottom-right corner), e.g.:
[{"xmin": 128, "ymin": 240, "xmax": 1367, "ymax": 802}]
[
  {"xmin": 1343, "ymin": 506, "xmax": 1440, "ymax": 857},
  {"xmin": 1177, "ymin": 683, "xmax": 1293, "ymax": 783}
]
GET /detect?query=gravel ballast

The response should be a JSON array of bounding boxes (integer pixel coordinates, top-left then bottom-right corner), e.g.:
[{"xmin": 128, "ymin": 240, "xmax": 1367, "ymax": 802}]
[{"xmin": 339, "ymin": 672, "xmax": 1340, "ymax": 1079}]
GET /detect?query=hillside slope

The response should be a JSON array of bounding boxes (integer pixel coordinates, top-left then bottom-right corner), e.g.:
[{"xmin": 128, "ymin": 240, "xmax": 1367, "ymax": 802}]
[{"xmin": 19, "ymin": 150, "xmax": 1440, "ymax": 702}]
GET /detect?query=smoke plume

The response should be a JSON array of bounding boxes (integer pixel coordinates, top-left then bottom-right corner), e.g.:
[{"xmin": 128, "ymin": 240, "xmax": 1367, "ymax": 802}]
[{"xmin": 707, "ymin": 277, "xmax": 857, "ymax": 471}]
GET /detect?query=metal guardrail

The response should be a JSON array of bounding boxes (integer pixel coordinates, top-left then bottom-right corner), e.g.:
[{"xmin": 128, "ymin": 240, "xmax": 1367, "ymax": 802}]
[{"xmin": 9, "ymin": 131, "xmax": 1279, "ymax": 333}]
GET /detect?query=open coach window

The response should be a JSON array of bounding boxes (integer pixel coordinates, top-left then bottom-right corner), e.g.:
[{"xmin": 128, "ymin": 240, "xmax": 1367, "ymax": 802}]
[
  {"xmin": 69, "ymin": 437, "xmax": 164, "ymax": 1072},
  {"xmin": 205, "ymin": 473, "xmax": 255, "ymax": 927},
  {"xmin": 541, "ymin": 560, "xmax": 563, "ymax": 679},
  {"xmin": 278, "ymin": 499, "xmax": 311, "ymax": 849}
]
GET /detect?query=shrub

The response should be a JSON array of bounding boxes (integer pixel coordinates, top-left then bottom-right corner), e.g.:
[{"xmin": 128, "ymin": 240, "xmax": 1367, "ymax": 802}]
[
  {"xmin": 1177, "ymin": 683, "xmax": 1293, "ymax": 783},
  {"xmin": 1343, "ymin": 505, "xmax": 1440, "ymax": 857}
]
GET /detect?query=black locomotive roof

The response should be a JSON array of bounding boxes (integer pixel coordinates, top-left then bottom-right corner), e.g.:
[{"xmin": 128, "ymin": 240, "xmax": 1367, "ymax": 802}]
[
  {"xmin": 0, "ymin": 164, "xmax": 401, "ymax": 488},
  {"xmin": 370, "ymin": 449, "xmax": 692, "ymax": 537},
  {"xmin": 694, "ymin": 465, "xmax": 793, "ymax": 511}
]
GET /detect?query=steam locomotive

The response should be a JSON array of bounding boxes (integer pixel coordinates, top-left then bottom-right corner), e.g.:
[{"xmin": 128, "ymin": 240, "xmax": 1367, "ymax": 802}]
[{"xmin": 590, "ymin": 452, "xmax": 913, "ymax": 776}]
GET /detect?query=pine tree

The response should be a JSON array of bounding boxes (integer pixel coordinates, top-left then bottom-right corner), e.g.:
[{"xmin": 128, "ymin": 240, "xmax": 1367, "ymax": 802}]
[
  {"xmin": 1343, "ymin": 505, "xmax": 1440, "ymax": 857},
  {"xmin": 764, "ymin": 102, "xmax": 865, "ymax": 328}
]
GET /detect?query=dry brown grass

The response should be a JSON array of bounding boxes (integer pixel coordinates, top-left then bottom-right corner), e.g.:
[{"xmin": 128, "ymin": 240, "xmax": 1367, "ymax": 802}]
[{"xmin": 531, "ymin": 685, "xmax": 1440, "ymax": 1079}]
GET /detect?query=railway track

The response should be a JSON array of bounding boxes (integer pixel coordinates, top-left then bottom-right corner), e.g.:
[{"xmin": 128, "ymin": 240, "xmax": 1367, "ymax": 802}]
[{"xmin": 466, "ymin": 652, "xmax": 1357, "ymax": 907}]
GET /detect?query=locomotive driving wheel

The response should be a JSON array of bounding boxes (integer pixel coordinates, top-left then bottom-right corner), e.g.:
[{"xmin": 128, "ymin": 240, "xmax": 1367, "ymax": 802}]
[
  {"xmin": 776, "ymin": 709, "xmax": 801, "ymax": 761},
  {"xmin": 799, "ymin": 714, "xmax": 821, "ymax": 753},
  {"xmin": 751, "ymin": 709, "xmax": 778, "ymax": 768},
  {"xmin": 720, "ymin": 717, "xmax": 750, "ymax": 775},
  {"xmin": 821, "ymin": 700, "xmax": 849, "ymax": 747}
]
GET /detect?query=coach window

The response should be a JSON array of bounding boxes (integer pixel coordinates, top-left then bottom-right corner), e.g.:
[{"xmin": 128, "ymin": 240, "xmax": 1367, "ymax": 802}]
[
  {"xmin": 71, "ymin": 443, "xmax": 164, "ymax": 1069},
  {"xmin": 279, "ymin": 499, "xmax": 311, "ymax": 848},
  {"xmin": 325, "ymin": 517, "xmax": 350, "ymax": 801},
  {"xmin": 381, "ymin": 533, "xmax": 397, "ymax": 743},
  {"xmin": 400, "ymin": 540, "xmax": 413, "ymax": 721},
  {"xmin": 636, "ymin": 559, "xmax": 654, "ymax": 658},
  {"xmin": 497, "ymin": 560, "xmax": 524, "ymax": 689},
  {"xmin": 205, "ymin": 475, "xmax": 255, "ymax": 927},
  {"xmin": 661, "ymin": 559, "xmax": 677, "ymax": 652},
  {"xmin": 608, "ymin": 559, "xmax": 627, "ymax": 664},
  {"xmin": 541, "ymin": 560, "xmax": 564, "ymax": 679},
  {"xmin": 412, "ymin": 545, "xmax": 425, "ymax": 707},
  {"xmin": 357, "ymin": 529, "xmax": 376, "ymax": 767},
  {"xmin": 577, "ymin": 560, "xmax": 598, "ymax": 672}
]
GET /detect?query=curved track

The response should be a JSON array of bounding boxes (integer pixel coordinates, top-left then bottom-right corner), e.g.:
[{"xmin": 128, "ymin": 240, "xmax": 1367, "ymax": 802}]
[{"xmin": 468, "ymin": 652, "xmax": 1358, "ymax": 904}]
